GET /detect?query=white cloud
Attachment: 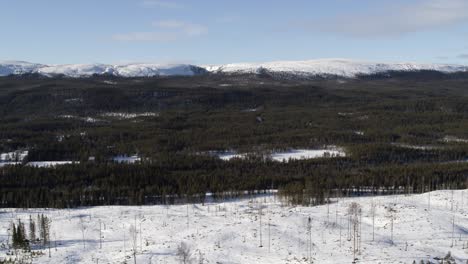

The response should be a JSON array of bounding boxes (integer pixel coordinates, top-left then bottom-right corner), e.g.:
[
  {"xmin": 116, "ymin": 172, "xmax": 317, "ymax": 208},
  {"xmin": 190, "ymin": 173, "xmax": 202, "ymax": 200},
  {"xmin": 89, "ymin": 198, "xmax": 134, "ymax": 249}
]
[
  {"xmin": 152, "ymin": 20, "xmax": 208, "ymax": 37},
  {"xmin": 308, "ymin": 0, "xmax": 468, "ymax": 38},
  {"xmin": 112, "ymin": 32, "xmax": 177, "ymax": 42},
  {"xmin": 458, "ymin": 54, "xmax": 468, "ymax": 59},
  {"xmin": 112, "ymin": 20, "xmax": 207, "ymax": 42},
  {"xmin": 140, "ymin": 0, "xmax": 183, "ymax": 9}
]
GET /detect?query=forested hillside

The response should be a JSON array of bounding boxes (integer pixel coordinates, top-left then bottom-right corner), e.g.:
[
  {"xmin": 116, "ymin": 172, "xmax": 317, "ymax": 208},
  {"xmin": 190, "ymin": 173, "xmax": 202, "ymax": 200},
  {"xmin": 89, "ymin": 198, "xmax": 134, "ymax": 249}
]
[{"xmin": 0, "ymin": 74, "xmax": 467, "ymax": 207}]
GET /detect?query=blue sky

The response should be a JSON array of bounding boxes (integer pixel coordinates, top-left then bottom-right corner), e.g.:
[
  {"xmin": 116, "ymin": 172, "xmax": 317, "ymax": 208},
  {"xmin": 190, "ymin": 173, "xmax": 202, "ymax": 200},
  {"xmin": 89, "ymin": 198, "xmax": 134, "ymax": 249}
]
[{"xmin": 1, "ymin": 0, "xmax": 468, "ymax": 65}]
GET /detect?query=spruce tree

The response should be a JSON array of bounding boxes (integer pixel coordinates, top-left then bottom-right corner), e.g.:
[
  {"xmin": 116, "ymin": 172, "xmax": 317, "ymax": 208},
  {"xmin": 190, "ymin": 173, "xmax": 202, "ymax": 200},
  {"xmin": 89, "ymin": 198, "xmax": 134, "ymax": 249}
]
[{"xmin": 29, "ymin": 215, "xmax": 36, "ymax": 243}]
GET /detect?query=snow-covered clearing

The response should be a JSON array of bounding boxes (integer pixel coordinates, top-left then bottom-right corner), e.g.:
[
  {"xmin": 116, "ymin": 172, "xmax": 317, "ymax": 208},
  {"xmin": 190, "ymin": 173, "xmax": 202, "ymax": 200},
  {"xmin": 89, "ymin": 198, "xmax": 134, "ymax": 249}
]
[
  {"xmin": 0, "ymin": 150, "xmax": 28, "ymax": 162},
  {"xmin": 216, "ymin": 148, "xmax": 346, "ymax": 162},
  {"xmin": 270, "ymin": 149, "xmax": 346, "ymax": 162},
  {"xmin": 58, "ymin": 115, "xmax": 103, "ymax": 123},
  {"xmin": 442, "ymin": 136, "xmax": 468, "ymax": 144},
  {"xmin": 101, "ymin": 112, "xmax": 158, "ymax": 119},
  {"xmin": 216, "ymin": 151, "xmax": 247, "ymax": 161},
  {"xmin": 0, "ymin": 162, "xmax": 21, "ymax": 167},
  {"xmin": 1, "ymin": 190, "xmax": 467, "ymax": 263},
  {"xmin": 112, "ymin": 155, "xmax": 141, "ymax": 164},
  {"xmin": 26, "ymin": 161, "xmax": 79, "ymax": 168}
]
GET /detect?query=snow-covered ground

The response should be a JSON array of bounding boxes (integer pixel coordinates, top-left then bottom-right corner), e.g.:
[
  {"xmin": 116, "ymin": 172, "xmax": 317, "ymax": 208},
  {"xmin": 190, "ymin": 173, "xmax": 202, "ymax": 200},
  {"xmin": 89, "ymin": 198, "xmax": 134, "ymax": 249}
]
[
  {"xmin": 216, "ymin": 148, "xmax": 346, "ymax": 162},
  {"xmin": 216, "ymin": 151, "xmax": 248, "ymax": 161},
  {"xmin": 0, "ymin": 150, "xmax": 28, "ymax": 162},
  {"xmin": 442, "ymin": 136, "xmax": 468, "ymax": 144},
  {"xmin": 112, "ymin": 155, "xmax": 141, "ymax": 164},
  {"xmin": 1, "ymin": 59, "xmax": 467, "ymax": 78},
  {"xmin": 270, "ymin": 149, "xmax": 346, "ymax": 162},
  {"xmin": 26, "ymin": 161, "xmax": 79, "ymax": 168},
  {"xmin": 101, "ymin": 112, "xmax": 158, "ymax": 119},
  {"xmin": 58, "ymin": 115, "xmax": 103, "ymax": 123},
  {"xmin": 1, "ymin": 190, "xmax": 467, "ymax": 263},
  {"xmin": 0, "ymin": 161, "xmax": 21, "ymax": 167}
]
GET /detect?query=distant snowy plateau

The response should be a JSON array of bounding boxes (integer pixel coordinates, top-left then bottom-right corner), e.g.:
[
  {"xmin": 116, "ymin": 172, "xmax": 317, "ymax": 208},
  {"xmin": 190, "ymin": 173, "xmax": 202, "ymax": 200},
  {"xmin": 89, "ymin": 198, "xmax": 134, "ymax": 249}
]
[{"xmin": 1, "ymin": 59, "xmax": 467, "ymax": 78}]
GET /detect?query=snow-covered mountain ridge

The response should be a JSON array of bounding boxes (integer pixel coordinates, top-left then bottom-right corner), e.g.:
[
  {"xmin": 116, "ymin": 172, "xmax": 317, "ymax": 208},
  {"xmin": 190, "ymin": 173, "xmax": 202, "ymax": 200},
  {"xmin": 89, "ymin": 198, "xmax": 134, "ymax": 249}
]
[
  {"xmin": 205, "ymin": 59, "xmax": 468, "ymax": 78},
  {"xmin": 0, "ymin": 61, "xmax": 205, "ymax": 78},
  {"xmin": 1, "ymin": 59, "xmax": 467, "ymax": 78}
]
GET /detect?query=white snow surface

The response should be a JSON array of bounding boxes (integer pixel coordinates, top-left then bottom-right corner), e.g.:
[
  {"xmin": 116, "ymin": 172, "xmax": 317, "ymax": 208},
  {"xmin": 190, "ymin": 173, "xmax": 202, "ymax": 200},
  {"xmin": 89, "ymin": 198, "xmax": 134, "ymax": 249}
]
[
  {"xmin": 205, "ymin": 59, "xmax": 468, "ymax": 78},
  {"xmin": 26, "ymin": 161, "xmax": 79, "ymax": 168},
  {"xmin": 101, "ymin": 112, "xmax": 158, "ymax": 119},
  {"xmin": 0, "ymin": 190, "xmax": 467, "ymax": 263},
  {"xmin": 112, "ymin": 155, "xmax": 141, "ymax": 164},
  {"xmin": 0, "ymin": 150, "xmax": 28, "ymax": 161},
  {"xmin": 0, "ymin": 61, "xmax": 44, "ymax": 76},
  {"xmin": 1, "ymin": 59, "xmax": 467, "ymax": 78},
  {"xmin": 216, "ymin": 148, "xmax": 346, "ymax": 162},
  {"xmin": 0, "ymin": 162, "xmax": 21, "ymax": 167},
  {"xmin": 217, "ymin": 151, "xmax": 247, "ymax": 161},
  {"xmin": 270, "ymin": 149, "xmax": 345, "ymax": 162},
  {"xmin": 0, "ymin": 61, "xmax": 200, "ymax": 78}
]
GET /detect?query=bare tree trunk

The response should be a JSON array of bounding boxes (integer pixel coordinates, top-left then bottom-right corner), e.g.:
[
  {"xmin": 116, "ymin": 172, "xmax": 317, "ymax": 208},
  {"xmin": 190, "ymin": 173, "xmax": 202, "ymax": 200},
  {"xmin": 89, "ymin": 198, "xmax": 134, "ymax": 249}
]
[
  {"xmin": 99, "ymin": 220, "xmax": 102, "ymax": 249},
  {"xmin": 391, "ymin": 216, "xmax": 394, "ymax": 244},
  {"xmin": 268, "ymin": 211, "xmax": 271, "ymax": 253},
  {"xmin": 428, "ymin": 191, "xmax": 431, "ymax": 211},
  {"xmin": 259, "ymin": 206, "xmax": 263, "ymax": 247},
  {"xmin": 451, "ymin": 215, "xmax": 455, "ymax": 247}
]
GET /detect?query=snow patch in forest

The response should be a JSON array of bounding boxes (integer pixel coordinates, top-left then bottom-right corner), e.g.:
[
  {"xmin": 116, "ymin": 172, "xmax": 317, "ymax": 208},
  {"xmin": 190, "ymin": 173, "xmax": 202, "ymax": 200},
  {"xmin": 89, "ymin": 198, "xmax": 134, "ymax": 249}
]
[
  {"xmin": 101, "ymin": 112, "xmax": 158, "ymax": 119},
  {"xmin": 0, "ymin": 150, "xmax": 28, "ymax": 161},
  {"xmin": 442, "ymin": 136, "xmax": 468, "ymax": 143},
  {"xmin": 216, "ymin": 151, "xmax": 248, "ymax": 161},
  {"xmin": 270, "ymin": 148, "xmax": 346, "ymax": 162},
  {"xmin": 0, "ymin": 162, "xmax": 21, "ymax": 167},
  {"xmin": 215, "ymin": 147, "xmax": 346, "ymax": 162},
  {"xmin": 58, "ymin": 115, "xmax": 103, "ymax": 123},
  {"xmin": 392, "ymin": 143, "xmax": 441, "ymax": 150},
  {"xmin": 112, "ymin": 155, "xmax": 141, "ymax": 164},
  {"xmin": 26, "ymin": 161, "xmax": 79, "ymax": 168},
  {"xmin": 354, "ymin": 131, "xmax": 365, "ymax": 136}
]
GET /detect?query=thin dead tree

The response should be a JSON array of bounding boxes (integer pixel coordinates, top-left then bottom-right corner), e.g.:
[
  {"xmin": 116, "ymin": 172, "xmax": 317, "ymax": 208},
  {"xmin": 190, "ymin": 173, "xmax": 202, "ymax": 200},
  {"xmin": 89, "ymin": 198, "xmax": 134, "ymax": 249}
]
[
  {"xmin": 99, "ymin": 219, "xmax": 103, "ymax": 249},
  {"xmin": 386, "ymin": 206, "xmax": 397, "ymax": 245},
  {"xmin": 451, "ymin": 215, "xmax": 455, "ymax": 248},
  {"xmin": 129, "ymin": 224, "xmax": 138, "ymax": 264},
  {"xmin": 78, "ymin": 216, "xmax": 87, "ymax": 249},
  {"xmin": 370, "ymin": 200, "xmax": 376, "ymax": 242},
  {"xmin": 186, "ymin": 204, "xmax": 190, "ymax": 229},
  {"xmin": 348, "ymin": 202, "xmax": 362, "ymax": 262},
  {"xmin": 139, "ymin": 216, "xmax": 145, "ymax": 253},
  {"xmin": 428, "ymin": 191, "xmax": 431, "ymax": 211},
  {"xmin": 123, "ymin": 224, "xmax": 127, "ymax": 255},
  {"xmin": 268, "ymin": 209, "xmax": 271, "ymax": 253},
  {"xmin": 259, "ymin": 204, "xmax": 263, "ymax": 248},
  {"xmin": 177, "ymin": 242, "xmax": 192, "ymax": 264},
  {"xmin": 307, "ymin": 216, "xmax": 312, "ymax": 264},
  {"xmin": 339, "ymin": 216, "xmax": 343, "ymax": 247},
  {"xmin": 451, "ymin": 190, "xmax": 454, "ymax": 211}
]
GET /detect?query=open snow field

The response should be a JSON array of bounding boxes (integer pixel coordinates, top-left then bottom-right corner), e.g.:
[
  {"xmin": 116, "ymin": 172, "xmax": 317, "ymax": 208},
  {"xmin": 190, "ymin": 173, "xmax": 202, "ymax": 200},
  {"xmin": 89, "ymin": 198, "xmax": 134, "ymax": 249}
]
[
  {"xmin": 217, "ymin": 148, "xmax": 346, "ymax": 162},
  {"xmin": 1, "ymin": 190, "xmax": 467, "ymax": 263}
]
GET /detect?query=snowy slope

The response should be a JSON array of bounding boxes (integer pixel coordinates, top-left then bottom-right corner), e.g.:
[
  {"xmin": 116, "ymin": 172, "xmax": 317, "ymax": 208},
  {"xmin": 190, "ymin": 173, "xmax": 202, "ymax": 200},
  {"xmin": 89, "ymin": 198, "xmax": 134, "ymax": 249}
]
[
  {"xmin": 0, "ymin": 190, "xmax": 467, "ymax": 263},
  {"xmin": 0, "ymin": 61, "xmax": 44, "ymax": 76},
  {"xmin": 0, "ymin": 61, "xmax": 204, "ymax": 77},
  {"xmin": 205, "ymin": 59, "xmax": 468, "ymax": 78},
  {"xmin": 1, "ymin": 59, "xmax": 467, "ymax": 78},
  {"xmin": 113, "ymin": 64, "xmax": 201, "ymax": 77},
  {"xmin": 38, "ymin": 64, "xmax": 115, "ymax": 77}
]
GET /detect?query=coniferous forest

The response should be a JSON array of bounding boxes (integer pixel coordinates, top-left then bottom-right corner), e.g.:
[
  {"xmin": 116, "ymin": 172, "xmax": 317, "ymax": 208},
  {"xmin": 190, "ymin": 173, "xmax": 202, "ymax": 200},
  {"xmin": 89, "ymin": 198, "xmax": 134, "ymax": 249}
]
[{"xmin": 1, "ymin": 73, "xmax": 468, "ymax": 208}]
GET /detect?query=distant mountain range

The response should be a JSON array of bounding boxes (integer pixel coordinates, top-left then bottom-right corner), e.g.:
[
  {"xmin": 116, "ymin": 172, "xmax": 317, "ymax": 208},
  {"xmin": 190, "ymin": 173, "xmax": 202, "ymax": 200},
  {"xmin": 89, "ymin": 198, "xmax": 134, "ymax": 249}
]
[{"xmin": 1, "ymin": 59, "xmax": 467, "ymax": 78}]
